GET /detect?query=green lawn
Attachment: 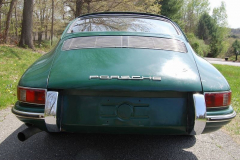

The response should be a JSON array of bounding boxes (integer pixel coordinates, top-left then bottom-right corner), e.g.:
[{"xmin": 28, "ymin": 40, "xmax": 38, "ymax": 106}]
[
  {"xmin": 213, "ymin": 64, "xmax": 240, "ymax": 135},
  {"xmin": 0, "ymin": 45, "xmax": 42, "ymax": 109}
]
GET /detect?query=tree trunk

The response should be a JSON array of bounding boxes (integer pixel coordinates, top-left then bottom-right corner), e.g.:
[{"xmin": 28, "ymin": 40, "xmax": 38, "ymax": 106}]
[
  {"xmin": 0, "ymin": 13, "xmax": 1, "ymax": 34},
  {"xmin": 86, "ymin": 0, "xmax": 92, "ymax": 13},
  {"xmin": 15, "ymin": 5, "xmax": 18, "ymax": 38},
  {"xmin": 38, "ymin": 31, "xmax": 42, "ymax": 44},
  {"xmin": 19, "ymin": 0, "xmax": 34, "ymax": 49},
  {"xmin": 4, "ymin": 0, "xmax": 18, "ymax": 43},
  {"xmin": 51, "ymin": 0, "xmax": 54, "ymax": 46},
  {"xmin": 45, "ymin": 25, "xmax": 47, "ymax": 40},
  {"xmin": 33, "ymin": 32, "xmax": 35, "ymax": 41},
  {"xmin": 0, "ymin": 0, "xmax": 3, "ymax": 8},
  {"xmin": 75, "ymin": 0, "xmax": 84, "ymax": 17},
  {"xmin": 0, "ymin": 0, "xmax": 3, "ymax": 34}
]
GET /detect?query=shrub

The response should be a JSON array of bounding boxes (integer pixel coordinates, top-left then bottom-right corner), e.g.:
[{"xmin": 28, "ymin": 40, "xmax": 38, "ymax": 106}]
[{"xmin": 186, "ymin": 33, "xmax": 210, "ymax": 57}]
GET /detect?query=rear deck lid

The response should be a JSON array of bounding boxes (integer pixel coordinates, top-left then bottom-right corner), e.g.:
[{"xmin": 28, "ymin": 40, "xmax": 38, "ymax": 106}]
[{"xmin": 47, "ymin": 39, "xmax": 202, "ymax": 92}]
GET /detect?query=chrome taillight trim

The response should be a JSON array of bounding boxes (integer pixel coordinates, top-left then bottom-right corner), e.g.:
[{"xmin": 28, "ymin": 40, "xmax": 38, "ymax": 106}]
[
  {"xmin": 17, "ymin": 86, "xmax": 47, "ymax": 105},
  {"xmin": 190, "ymin": 94, "xmax": 207, "ymax": 135},
  {"xmin": 44, "ymin": 91, "xmax": 59, "ymax": 132}
]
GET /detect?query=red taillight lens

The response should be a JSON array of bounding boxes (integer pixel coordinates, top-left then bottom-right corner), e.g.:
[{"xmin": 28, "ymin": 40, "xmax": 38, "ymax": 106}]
[
  {"xmin": 205, "ymin": 91, "xmax": 231, "ymax": 108},
  {"xmin": 17, "ymin": 87, "xmax": 46, "ymax": 104}
]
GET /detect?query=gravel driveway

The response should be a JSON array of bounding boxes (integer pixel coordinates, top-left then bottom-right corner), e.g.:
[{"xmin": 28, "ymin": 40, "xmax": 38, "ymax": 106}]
[{"xmin": 0, "ymin": 107, "xmax": 240, "ymax": 160}]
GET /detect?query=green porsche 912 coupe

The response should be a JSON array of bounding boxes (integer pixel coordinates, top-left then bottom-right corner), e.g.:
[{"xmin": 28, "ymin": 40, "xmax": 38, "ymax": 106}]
[{"xmin": 12, "ymin": 12, "xmax": 236, "ymax": 141}]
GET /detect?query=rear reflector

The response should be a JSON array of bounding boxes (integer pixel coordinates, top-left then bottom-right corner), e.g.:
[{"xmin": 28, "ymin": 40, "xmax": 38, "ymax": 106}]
[
  {"xmin": 205, "ymin": 91, "xmax": 231, "ymax": 108},
  {"xmin": 17, "ymin": 87, "xmax": 46, "ymax": 105}
]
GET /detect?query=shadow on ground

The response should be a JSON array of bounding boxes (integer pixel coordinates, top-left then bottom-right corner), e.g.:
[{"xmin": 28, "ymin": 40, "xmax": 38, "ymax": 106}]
[{"xmin": 0, "ymin": 125, "xmax": 197, "ymax": 160}]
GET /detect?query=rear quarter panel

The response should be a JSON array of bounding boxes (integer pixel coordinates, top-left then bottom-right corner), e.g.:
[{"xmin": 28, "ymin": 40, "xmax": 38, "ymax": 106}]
[{"xmin": 190, "ymin": 46, "xmax": 230, "ymax": 92}]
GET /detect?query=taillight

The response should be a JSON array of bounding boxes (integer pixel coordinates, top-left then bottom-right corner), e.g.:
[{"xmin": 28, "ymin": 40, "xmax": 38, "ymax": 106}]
[
  {"xmin": 17, "ymin": 86, "xmax": 46, "ymax": 105},
  {"xmin": 205, "ymin": 91, "xmax": 231, "ymax": 108}
]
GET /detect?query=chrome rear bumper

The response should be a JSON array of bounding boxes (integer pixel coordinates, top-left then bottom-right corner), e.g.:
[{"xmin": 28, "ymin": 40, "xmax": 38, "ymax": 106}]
[
  {"xmin": 12, "ymin": 91, "xmax": 60, "ymax": 132},
  {"xmin": 12, "ymin": 92, "xmax": 236, "ymax": 134},
  {"xmin": 12, "ymin": 107, "xmax": 44, "ymax": 119},
  {"xmin": 206, "ymin": 111, "xmax": 236, "ymax": 122}
]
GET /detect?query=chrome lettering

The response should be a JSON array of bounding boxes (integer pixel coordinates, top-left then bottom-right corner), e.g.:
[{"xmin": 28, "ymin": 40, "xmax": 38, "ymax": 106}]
[
  {"xmin": 89, "ymin": 75, "xmax": 99, "ymax": 79},
  {"xmin": 131, "ymin": 76, "xmax": 143, "ymax": 80},
  {"xmin": 110, "ymin": 76, "xmax": 120, "ymax": 79},
  {"xmin": 89, "ymin": 75, "xmax": 161, "ymax": 81},
  {"xmin": 100, "ymin": 75, "xmax": 110, "ymax": 79},
  {"xmin": 142, "ymin": 76, "xmax": 152, "ymax": 80},
  {"xmin": 153, "ymin": 77, "xmax": 161, "ymax": 81},
  {"xmin": 119, "ymin": 76, "xmax": 130, "ymax": 80}
]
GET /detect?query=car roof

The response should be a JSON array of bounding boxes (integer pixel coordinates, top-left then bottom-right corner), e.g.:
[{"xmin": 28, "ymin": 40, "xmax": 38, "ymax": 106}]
[{"xmin": 77, "ymin": 12, "xmax": 171, "ymax": 21}]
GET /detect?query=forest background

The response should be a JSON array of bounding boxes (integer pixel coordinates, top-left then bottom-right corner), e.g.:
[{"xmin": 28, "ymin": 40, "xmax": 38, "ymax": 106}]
[{"xmin": 0, "ymin": 0, "xmax": 240, "ymax": 59}]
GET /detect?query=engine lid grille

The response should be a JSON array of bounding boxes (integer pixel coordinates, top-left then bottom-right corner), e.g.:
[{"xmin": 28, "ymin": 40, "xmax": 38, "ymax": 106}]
[{"xmin": 62, "ymin": 36, "xmax": 187, "ymax": 53}]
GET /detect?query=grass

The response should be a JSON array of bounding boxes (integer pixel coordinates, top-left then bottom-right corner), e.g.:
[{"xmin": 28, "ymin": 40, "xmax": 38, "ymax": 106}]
[
  {"xmin": 213, "ymin": 64, "xmax": 240, "ymax": 136},
  {"xmin": 0, "ymin": 45, "xmax": 42, "ymax": 109}
]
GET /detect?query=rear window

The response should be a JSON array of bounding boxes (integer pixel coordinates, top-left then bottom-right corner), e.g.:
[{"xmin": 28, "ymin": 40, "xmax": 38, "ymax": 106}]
[{"xmin": 68, "ymin": 17, "xmax": 179, "ymax": 35}]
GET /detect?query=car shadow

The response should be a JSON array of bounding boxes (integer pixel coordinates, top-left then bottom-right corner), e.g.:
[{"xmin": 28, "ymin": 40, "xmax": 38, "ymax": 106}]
[{"xmin": 0, "ymin": 124, "xmax": 197, "ymax": 160}]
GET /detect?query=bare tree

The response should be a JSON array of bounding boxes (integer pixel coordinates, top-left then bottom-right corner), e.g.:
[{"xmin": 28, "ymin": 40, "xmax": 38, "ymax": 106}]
[
  {"xmin": 75, "ymin": 0, "xmax": 84, "ymax": 17},
  {"xmin": 0, "ymin": 0, "xmax": 5, "ymax": 36},
  {"xmin": 86, "ymin": 0, "xmax": 92, "ymax": 13},
  {"xmin": 19, "ymin": 0, "xmax": 34, "ymax": 49},
  {"xmin": 4, "ymin": 0, "xmax": 17, "ymax": 43},
  {"xmin": 0, "ymin": 11, "xmax": 1, "ymax": 34},
  {"xmin": 51, "ymin": 0, "xmax": 54, "ymax": 45},
  {"xmin": 14, "ymin": 5, "xmax": 18, "ymax": 37},
  {"xmin": 0, "ymin": 0, "xmax": 3, "ymax": 8}
]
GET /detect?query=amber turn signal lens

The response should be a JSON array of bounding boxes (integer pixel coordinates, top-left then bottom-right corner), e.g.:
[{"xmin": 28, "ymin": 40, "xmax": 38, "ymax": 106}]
[
  {"xmin": 17, "ymin": 87, "xmax": 46, "ymax": 104},
  {"xmin": 205, "ymin": 91, "xmax": 231, "ymax": 108}
]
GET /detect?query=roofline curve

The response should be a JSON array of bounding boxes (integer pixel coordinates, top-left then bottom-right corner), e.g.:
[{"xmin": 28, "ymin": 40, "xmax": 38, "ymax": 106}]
[{"xmin": 77, "ymin": 12, "xmax": 171, "ymax": 21}]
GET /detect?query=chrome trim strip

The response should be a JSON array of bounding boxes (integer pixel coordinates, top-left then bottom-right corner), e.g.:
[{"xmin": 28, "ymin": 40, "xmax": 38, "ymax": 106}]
[
  {"xmin": 206, "ymin": 119, "xmax": 233, "ymax": 123},
  {"xmin": 190, "ymin": 94, "xmax": 207, "ymax": 135},
  {"xmin": 15, "ymin": 115, "xmax": 44, "ymax": 120},
  {"xmin": 12, "ymin": 107, "xmax": 44, "ymax": 118},
  {"xmin": 207, "ymin": 111, "xmax": 236, "ymax": 122},
  {"xmin": 45, "ymin": 91, "xmax": 59, "ymax": 132}
]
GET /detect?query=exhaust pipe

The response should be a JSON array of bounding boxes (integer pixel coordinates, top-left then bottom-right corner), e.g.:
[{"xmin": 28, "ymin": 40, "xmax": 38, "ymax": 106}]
[{"xmin": 18, "ymin": 127, "xmax": 42, "ymax": 141}]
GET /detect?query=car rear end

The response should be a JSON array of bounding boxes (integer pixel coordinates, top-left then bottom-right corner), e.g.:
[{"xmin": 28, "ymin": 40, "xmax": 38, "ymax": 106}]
[{"xmin": 12, "ymin": 13, "xmax": 235, "ymax": 138}]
